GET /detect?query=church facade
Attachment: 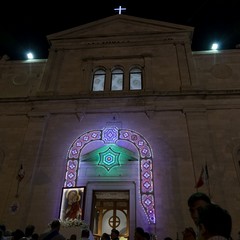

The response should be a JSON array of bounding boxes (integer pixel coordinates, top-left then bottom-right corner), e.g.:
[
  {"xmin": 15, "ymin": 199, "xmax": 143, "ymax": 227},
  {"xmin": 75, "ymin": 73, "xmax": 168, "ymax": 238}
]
[{"xmin": 0, "ymin": 14, "xmax": 240, "ymax": 240}]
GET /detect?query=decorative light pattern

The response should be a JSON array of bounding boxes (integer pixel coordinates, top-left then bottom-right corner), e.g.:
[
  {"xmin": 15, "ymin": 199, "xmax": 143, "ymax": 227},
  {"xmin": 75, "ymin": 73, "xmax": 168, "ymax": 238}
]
[
  {"xmin": 119, "ymin": 129, "xmax": 155, "ymax": 223},
  {"xmin": 98, "ymin": 147, "xmax": 120, "ymax": 171},
  {"xmin": 68, "ymin": 130, "xmax": 101, "ymax": 159},
  {"xmin": 65, "ymin": 160, "xmax": 78, "ymax": 187},
  {"xmin": 142, "ymin": 194, "xmax": 155, "ymax": 223},
  {"xmin": 102, "ymin": 127, "xmax": 118, "ymax": 143},
  {"xmin": 64, "ymin": 127, "xmax": 156, "ymax": 224}
]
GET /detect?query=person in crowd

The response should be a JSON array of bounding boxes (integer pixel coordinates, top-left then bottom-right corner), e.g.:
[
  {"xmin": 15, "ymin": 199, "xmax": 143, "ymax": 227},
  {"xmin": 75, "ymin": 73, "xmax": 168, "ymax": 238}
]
[
  {"xmin": 12, "ymin": 230, "xmax": 25, "ymax": 240},
  {"xmin": 110, "ymin": 229, "xmax": 119, "ymax": 240},
  {"xmin": 4, "ymin": 231, "xmax": 12, "ymax": 240},
  {"xmin": 39, "ymin": 219, "xmax": 65, "ymax": 240},
  {"xmin": 31, "ymin": 233, "xmax": 39, "ymax": 240},
  {"xmin": 182, "ymin": 192, "xmax": 211, "ymax": 240},
  {"xmin": 68, "ymin": 235, "xmax": 76, "ymax": 240},
  {"xmin": 101, "ymin": 233, "xmax": 110, "ymax": 240},
  {"xmin": 134, "ymin": 227, "xmax": 145, "ymax": 240},
  {"xmin": 0, "ymin": 225, "xmax": 8, "ymax": 240},
  {"xmin": 0, "ymin": 230, "xmax": 4, "ymax": 240},
  {"xmin": 164, "ymin": 238, "xmax": 173, "ymax": 240},
  {"xmin": 197, "ymin": 203, "xmax": 232, "ymax": 240},
  {"xmin": 24, "ymin": 225, "xmax": 35, "ymax": 240},
  {"xmin": 188, "ymin": 193, "xmax": 212, "ymax": 226},
  {"xmin": 80, "ymin": 230, "xmax": 89, "ymax": 240},
  {"xmin": 0, "ymin": 225, "xmax": 6, "ymax": 235},
  {"xmin": 143, "ymin": 232, "xmax": 150, "ymax": 240}
]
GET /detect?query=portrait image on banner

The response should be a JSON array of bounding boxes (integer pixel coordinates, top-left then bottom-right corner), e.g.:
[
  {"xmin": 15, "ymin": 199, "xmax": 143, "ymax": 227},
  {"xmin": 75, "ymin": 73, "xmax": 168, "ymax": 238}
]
[{"xmin": 59, "ymin": 187, "xmax": 85, "ymax": 221}]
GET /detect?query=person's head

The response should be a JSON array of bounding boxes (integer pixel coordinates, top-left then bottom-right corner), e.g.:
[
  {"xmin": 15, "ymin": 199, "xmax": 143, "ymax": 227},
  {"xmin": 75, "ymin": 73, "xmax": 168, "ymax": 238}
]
[
  {"xmin": 81, "ymin": 229, "xmax": 90, "ymax": 238},
  {"xmin": 164, "ymin": 238, "xmax": 173, "ymax": 240},
  {"xmin": 31, "ymin": 233, "xmax": 39, "ymax": 240},
  {"xmin": 50, "ymin": 220, "xmax": 61, "ymax": 231},
  {"xmin": 12, "ymin": 229, "xmax": 25, "ymax": 240},
  {"xmin": 143, "ymin": 232, "xmax": 150, "ymax": 240},
  {"xmin": 70, "ymin": 234, "xmax": 77, "ymax": 240},
  {"xmin": 134, "ymin": 227, "xmax": 145, "ymax": 240},
  {"xmin": 101, "ymin": 233, "xmax": 110, "ymax": 240},
  {"xmin": 0, "ymin": 225, "xmax": 6, "ymax": 234},
  {"xmin": 187, "ymin": 192, "xmax": 211, "ymax": 225},
  {"xmin": 24, "ymin": 225, "xmax": 35, "ymax": 237},
  {"xmin": 111, "ymin": 229, "xmax": 119, "ymax": 240},
  {"xmin": 197, "ymin": 204, "xmax": 232, "ymax": 240}
]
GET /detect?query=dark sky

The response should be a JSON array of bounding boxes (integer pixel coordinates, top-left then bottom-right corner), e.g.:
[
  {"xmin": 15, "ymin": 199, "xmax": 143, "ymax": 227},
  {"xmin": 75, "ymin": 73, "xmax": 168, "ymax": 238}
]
[{"xmin": 1, "ymin": 0, "xmax": 240, "ymax": 60}]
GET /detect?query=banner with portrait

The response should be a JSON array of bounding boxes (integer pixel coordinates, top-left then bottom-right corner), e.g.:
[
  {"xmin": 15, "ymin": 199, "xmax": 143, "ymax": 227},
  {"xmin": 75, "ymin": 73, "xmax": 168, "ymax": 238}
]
[{"xmin": 59, "ymin": 187, "xmax": 86, "ymax": 221}]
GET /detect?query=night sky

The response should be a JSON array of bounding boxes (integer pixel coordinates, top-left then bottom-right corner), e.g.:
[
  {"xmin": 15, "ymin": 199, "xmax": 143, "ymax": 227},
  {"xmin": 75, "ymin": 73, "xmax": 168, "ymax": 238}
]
[{"xmin": 1, "ymin": 0, "xmax": 240, "ymax": 60}]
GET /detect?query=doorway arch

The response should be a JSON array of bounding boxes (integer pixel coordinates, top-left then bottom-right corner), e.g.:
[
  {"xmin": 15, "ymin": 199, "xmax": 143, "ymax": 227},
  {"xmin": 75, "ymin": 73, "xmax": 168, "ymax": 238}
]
[{"xmin": 64, "ymin": 127, "xmax": 156, "ymax": 224}]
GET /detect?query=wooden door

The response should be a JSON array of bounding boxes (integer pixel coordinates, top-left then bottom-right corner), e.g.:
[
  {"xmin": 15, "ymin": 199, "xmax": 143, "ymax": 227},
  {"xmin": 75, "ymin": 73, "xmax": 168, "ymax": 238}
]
[{"xmin": 91, "ymin": 191, "xmax": 129, "ymax": 240}]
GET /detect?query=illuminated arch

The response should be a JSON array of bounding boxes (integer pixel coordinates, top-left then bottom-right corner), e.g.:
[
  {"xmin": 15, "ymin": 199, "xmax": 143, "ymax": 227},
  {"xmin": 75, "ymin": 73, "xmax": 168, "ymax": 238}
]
[{"xmin": 64, "ymin": 127, "xmax": 156, "ymax": 224}]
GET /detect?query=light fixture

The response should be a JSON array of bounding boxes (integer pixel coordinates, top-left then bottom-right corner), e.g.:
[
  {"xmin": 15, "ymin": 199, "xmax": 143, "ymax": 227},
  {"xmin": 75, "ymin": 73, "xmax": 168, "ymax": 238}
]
[
  {"xmin": 27, "ymin": 52, "xmax": 34, "ymax": 59},
  {"xmin": 211, "ymin": 43, "xmax": 219, "ymax": 50}
]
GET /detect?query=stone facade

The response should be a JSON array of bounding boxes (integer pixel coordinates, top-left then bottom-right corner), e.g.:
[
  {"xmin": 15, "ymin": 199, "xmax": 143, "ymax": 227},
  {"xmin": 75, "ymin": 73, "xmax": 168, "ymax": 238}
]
[{"xmin": 0, "ymin": 14, "xmax": 240, "ymax": 240}]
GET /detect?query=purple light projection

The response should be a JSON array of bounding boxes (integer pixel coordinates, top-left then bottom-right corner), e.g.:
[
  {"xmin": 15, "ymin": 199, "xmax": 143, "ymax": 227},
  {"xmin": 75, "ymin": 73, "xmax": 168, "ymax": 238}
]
[{"xmin": 64, "ymin": 127, "xmax": 156, "ymax": 224}]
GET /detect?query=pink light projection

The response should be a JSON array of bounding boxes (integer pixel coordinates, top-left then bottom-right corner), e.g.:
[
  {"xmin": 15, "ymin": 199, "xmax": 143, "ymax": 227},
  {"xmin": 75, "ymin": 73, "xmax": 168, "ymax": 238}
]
[{"xmin": 64, "ymin": 127, "xmax": 156, "ymax": 224}]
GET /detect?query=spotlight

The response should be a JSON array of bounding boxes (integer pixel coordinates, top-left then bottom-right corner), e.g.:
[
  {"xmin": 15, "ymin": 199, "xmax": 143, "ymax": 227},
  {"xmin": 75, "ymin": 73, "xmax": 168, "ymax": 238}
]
[
  {"xmin": 27, "ymin": 52, "xmax": 34, "ymax": 59},
  {"xmin": 211, "ymin": 43, "xmax": 219, "ymax": 50}
]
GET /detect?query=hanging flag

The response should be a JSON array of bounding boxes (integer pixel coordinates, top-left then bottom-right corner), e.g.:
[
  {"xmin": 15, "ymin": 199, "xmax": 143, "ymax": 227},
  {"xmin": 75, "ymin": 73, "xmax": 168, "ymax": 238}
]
[
  {"xmin": 16, "ymin": 164, "xmax": 25, "ymax": 182},
  {"xmin": 195, "ymin": 164, "xmax": 209, "ymax": 188},
  {"xmin": 195, "ymin": 167, "xmax": 204, "ymax": 188},
  {"xmin": 204, "ymin": 163, "xmax": 209, "ymax": 184}
]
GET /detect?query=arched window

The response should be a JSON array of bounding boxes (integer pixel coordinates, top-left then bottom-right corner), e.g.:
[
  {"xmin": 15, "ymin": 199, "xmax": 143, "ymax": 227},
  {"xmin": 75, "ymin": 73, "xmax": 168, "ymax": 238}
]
[
  {"xmin": 130, "ymin": 67, "xmax": 142, "ymax": 90},
  {"xmin": 111, "ymin": 68, "xmax": 123, "ymax": 91},
  {"xmin": 92, "ymin": 69, "xmax": 106, "ymax": 91}
]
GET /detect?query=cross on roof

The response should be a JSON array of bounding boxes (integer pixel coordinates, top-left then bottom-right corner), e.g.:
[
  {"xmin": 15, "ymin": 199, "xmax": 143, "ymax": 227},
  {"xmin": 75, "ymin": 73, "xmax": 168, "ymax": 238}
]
[{"xmin": 114, "ymin": 6, "xmax": 126, "ymax": 14}]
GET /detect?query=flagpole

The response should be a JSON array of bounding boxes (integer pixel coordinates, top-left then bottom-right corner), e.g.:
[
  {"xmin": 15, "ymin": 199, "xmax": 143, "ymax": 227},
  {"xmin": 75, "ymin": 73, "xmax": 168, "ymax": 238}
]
[
  {"xmin": 205, "ymin": 163, "xmax": 211, "ymax": 199},
  {"xmin": 15, "ymin": 116, "xmax": 29, "ymax": 198},
  {"xmin": 184, "ymin": 113, "xmax": 198, "ymax": 191},
  {"xmin": 207, "ymin": 181, "xmax": 211, "ymax": 199},
  {"xmin": 15, "ymin": 180, "xmax": 20, "ymax": 198}
]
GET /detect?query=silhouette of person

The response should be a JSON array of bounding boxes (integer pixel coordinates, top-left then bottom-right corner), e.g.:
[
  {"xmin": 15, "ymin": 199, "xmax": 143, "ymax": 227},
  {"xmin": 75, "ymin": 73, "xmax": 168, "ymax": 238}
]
[
  {"xmin": 197, "ymin": 204, "xmax": 232, "ymax": 240},
  {"xmin": 182, "ymin": 192, "xmax": 211, "ymax": 240},
  {"xmin": 69, "ymin": 235, "xmax": 76, "ymax": 240},
  {"xmin": 101, "ymin": 233, "xmax": 110, "ymax": 240},
  {"xmin": 80, "ymin": 230, "xmax": 89, "ymax": 240},
  {"xmin": 39, "ymin": 219, "xmax": 65, "ymax": 240},
  {"xmin": 110, "ymin": 229, "xmax": 119, "ymax": 240}
]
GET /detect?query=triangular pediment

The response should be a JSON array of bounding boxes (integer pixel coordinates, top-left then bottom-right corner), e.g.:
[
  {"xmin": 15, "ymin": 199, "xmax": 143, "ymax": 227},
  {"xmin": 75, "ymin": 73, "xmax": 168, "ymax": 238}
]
[{"xmin": 47, "ymin": 14, "xmax": 194, "ymax": 40}]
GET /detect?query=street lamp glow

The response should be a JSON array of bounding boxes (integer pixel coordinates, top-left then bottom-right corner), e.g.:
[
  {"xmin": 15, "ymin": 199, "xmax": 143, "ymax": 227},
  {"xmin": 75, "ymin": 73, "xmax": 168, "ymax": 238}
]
[
  {"xmin": 27, "ymin": 52, "xmax": 34, "ymax": 59},
  {"xmin": 211, "ymin": 43, "xmax": 219, "ymax": 50}
]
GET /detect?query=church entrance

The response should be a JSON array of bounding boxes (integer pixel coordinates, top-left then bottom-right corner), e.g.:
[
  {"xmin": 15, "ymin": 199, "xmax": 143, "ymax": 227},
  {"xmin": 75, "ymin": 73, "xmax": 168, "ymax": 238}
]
[
  {"xmin": 91, "ymin": 190, "xmax": 129, "ymax": 240},
  {"xmin": 65, "ymin": 127, "xmax": 155, "ymax": 228}
]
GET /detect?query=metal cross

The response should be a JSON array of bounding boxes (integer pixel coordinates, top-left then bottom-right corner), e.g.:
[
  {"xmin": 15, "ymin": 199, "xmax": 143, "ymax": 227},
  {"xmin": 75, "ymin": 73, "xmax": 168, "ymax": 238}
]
[{"xmin": 114, "ymin": 6, "xmax": 126, "ymax": 14}]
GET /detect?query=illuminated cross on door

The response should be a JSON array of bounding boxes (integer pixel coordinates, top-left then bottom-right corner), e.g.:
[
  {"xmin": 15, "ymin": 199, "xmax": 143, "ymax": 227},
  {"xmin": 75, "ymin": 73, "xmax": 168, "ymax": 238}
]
[{"xmin": 114, "ymin": 6, "xmax": 126, "ymax": 14}]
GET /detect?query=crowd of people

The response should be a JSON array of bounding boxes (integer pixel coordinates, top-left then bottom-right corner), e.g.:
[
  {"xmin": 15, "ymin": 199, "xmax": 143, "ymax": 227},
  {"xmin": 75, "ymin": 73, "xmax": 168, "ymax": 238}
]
[
  {"xmin": 0, "ymin": 192, "xmax": 236, "ymax": 240},
  {"xmin": 0, "ymin": 224, "xmax": 38, "ymax": 240}
]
